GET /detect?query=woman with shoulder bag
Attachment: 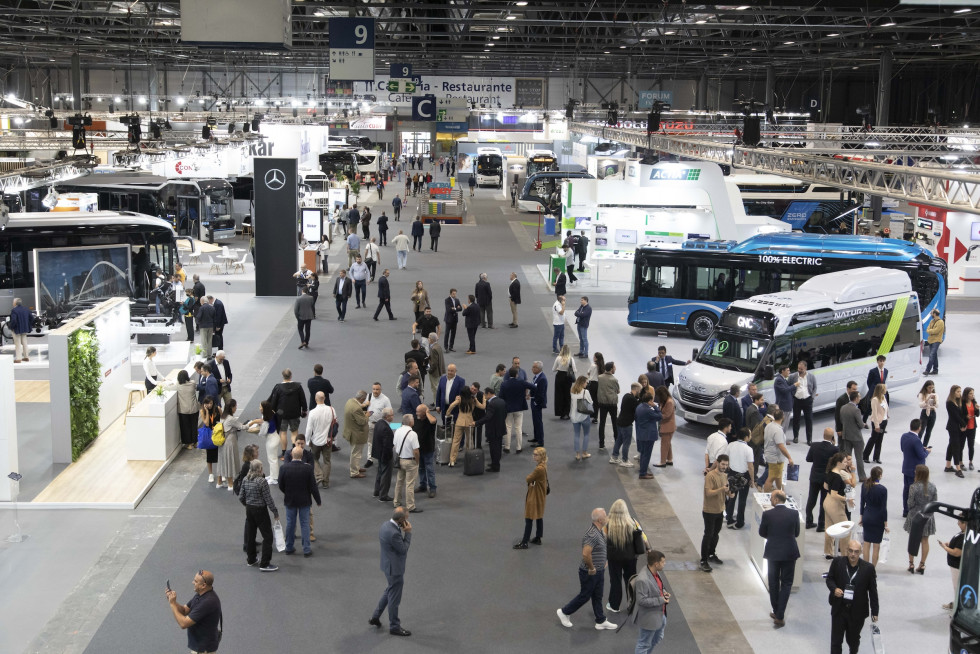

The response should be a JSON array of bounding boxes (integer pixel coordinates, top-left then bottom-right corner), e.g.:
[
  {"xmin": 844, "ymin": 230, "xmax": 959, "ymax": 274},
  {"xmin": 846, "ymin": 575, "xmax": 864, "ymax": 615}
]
[
  {"xmin": 552, "ymin": 345, "xmax": 576, "ymax": 420},
  {"xmin": 586, "ymin": 352, "xmax": 604, "ymax": 426},
  {"xmin": 863, "ymin": 383, "xmax": 888, "ymax": 464},
  {"xmin": 175, "ymin": 370, "xmax": 200, "ymax": 450},
  {"xmin": 200, "ymin": 397, "xmax": 221, "ymax": 484},
  {"xmin": 604, "ymin": 498, "xmax": 648, "ymax": 613},
  {"xmin": 514, "ymin": 447, "xmax": 549, "ymax": 549},
  {"xmin": 570, "ymin": 375, "xmax": 593, "ymax": 461}
]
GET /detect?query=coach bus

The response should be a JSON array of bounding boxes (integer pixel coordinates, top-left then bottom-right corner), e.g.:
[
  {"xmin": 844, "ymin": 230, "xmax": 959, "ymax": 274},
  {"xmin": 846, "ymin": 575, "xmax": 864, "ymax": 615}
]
[
  {"xmin": 673, "ymin": 267, "xmax": 922, "ymax": 424},
  {"xmin": 0, "ymin": 211, "xmax": 183, "ymax": 316},
  {"xmin": 526, "ymin": 149, "xmax": 559, "ymax": 177},
  {"xmin": 517, "ymin": 170, "xmax": 595, "ymax": 214},
  {"xmin": 475, "ymin": 147, "xmax": 504, "ymax": 188},
  {"xmin": 627, "ymin": 232, "xmax": 946, "ymax": 340}
]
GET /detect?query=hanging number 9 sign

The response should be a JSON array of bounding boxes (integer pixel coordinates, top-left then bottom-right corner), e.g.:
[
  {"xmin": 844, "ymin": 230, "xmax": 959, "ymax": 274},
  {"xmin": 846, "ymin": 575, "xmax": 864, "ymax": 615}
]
[{"xmin": 354, "ymin": 24, "xmax": 369, "ymax": 44}]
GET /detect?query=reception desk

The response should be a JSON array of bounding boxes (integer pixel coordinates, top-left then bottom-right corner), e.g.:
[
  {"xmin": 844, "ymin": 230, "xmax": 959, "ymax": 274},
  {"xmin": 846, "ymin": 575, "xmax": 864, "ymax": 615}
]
[
  {"xmin": 126, "ymin": 390, "xmax": 180, "ymax": 461},
  {"xmin": 749, "ymin": 492, "xmax": 806, "ymax": 591}
]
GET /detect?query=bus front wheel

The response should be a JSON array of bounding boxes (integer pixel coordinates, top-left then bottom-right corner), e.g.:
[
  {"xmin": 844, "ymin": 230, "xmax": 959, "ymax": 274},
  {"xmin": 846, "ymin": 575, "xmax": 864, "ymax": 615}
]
[{"xmin": 688, "ymin": 312, "xmax": 717, "ymax": 340}]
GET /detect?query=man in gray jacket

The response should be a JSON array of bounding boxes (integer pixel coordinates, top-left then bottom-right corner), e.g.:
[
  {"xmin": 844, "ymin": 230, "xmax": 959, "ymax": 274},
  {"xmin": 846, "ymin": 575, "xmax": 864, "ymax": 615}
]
[
  {"xmin": 633, "ymin": 549, "xmax": 670, "ymax": 653},
  {"xmin": 839, "ymin": 390, "xmax": 868, "ymax": 482},
  {"xmin": 196, "ymin": 295, "xmax": 216, "ymax": 358},
  {"xmin": 294, "ymin": 288, "xmax": 315, "ymax": 350}
]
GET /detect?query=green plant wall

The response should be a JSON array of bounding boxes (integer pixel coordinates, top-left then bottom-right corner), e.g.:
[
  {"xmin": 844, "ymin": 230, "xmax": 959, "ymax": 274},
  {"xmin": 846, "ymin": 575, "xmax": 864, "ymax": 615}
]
[{"xmin": 68, "ymin": 326, "xmax": 101, "ymax": 461}]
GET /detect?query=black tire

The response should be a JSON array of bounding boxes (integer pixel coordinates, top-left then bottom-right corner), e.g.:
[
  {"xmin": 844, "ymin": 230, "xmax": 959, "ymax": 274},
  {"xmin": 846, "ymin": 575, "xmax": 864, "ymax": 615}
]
[{"xmin": 688, "ymin": 311, "xmax": 717, "ymax": 340}]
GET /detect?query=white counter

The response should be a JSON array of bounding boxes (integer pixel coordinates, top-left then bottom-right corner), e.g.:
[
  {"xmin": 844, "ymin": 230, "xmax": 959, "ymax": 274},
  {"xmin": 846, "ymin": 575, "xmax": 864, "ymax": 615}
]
[
  {"xmin": 749, "ymin": 492, "xmax": 806, "ymax": 591},
  {"xmin": 126, "ymin": 390, "xmax": 180, "ymax": 461}
]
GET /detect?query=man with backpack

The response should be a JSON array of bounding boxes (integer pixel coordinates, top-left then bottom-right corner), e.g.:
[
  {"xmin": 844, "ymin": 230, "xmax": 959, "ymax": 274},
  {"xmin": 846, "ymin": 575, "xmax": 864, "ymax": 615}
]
[{"xmin": 268, "ymin": 369, "xmax": 308, "ymax": 461}]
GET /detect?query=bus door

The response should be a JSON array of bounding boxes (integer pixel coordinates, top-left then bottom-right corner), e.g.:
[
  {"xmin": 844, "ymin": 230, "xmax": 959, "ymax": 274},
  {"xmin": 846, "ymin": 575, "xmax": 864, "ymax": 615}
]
[{"xmin": 177, "ymin": 195, "xmax": 201, "ymax": 239}]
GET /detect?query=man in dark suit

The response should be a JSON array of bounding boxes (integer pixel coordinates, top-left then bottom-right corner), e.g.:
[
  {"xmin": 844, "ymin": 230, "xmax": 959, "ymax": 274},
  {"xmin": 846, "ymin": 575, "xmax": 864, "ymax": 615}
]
[
  {"xmin": 307, "ymin": 363, "xmax": 335, "ymax": 408},
  {"xmin": 196, "ymin": 363, "xmax": 221, "ymax": 405},
  {"xmin": 722, "ymin": 385, "xmax": 744, "ymax": 431},
  {"xmin": 443, "ymin": 289, "xmax": 462, "ymax": 352},
  {"xmin": 773, "ymin": 365, "xmax": 795, "ymax": 437},
  {"xmin": 651, "ymin": 345, "xmax": 687, "ymax": 387},
  {"xmin": 462, "ymin": 294, "xmax": 480, "ymax": 354},
  {"xmin": 864, "ymin": 355, "xmax": 889, "ymax": 421},
  {"xmin": 900, "ymin": 418, "xmax": 931, "ymax": 517},
  {"xmin": 529, "ymin": 361, "xmax": 548, "ymax": 447},
  {"xmin": 475, "ymin": 387, "xmax": 507, "ymax": 471},
  {"xmin": 644, "ymin": 360, "xmax": 665, "ymax": 389},
  {"xmin": 826, "ymin": 539, "xmax": 879, "ymax": 654},
  {"xmin": 475, "ymin": 273, "xmax": 493, "ymax": 329},
  {"xmin": 373, "ymin": 269, "xmax": 396, "ymax": 320},
  {"xmin": 277, "ymin": 446, "xmax": 322, "ymax": 557},
  {"xmin": 840, "ymin": 391, "xmax": 868, "ymax": 482},
  {"xmin": 399, "ymin": 376, "xmax": 422, "ymax": 416},
  {"xmin": 209, "ymin": 295, "xmax": 228, "ymax": 350},
  {"xmin": 500, "ymin": 367, "xmax": 535, "ymax": 453},
  {"xmin": 835, "ymin": 381, "xmax": 858, "ymax": 437},
  {"xmin": 369, "ymin": 507, "xmax": 413, "ymax": 637},
  {"xmin": 436, "ymin": 364, "xmax": 466, "ymax": 425},
  {"xmin": 373, "ymin": 409, "xmax": 396, "ymax": 502},
  {"xmin": 332, "ymin": 269, "xmax": 353, "ymax": 322},
  {"xmin": 507, "ymin": 272, "xmax": 521, "ymax": 328},
  {"xmin": 758, "ymin": 490, "xmax": 800, "ymax": 627},
  {"xmin": 805, "ymin": 428, "xmax": 839, "ymax": 531}
]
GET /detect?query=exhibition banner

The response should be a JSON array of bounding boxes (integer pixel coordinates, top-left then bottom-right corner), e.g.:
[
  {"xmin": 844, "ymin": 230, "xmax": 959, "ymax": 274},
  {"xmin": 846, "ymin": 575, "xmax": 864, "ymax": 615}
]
[
  {"xmin": 254, "ymin": 158, "xmax": 300, "ymax": 296},
  {"xmin": 355, "ymin": 76, "xmax": 516, "ymax": 107}
]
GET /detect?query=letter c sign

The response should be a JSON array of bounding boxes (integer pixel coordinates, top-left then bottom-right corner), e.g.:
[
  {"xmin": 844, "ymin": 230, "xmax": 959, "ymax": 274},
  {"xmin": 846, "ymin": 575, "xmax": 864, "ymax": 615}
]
[{"xmin": 412, "ymin": 95, "xmax": 436, "ymax": 121}]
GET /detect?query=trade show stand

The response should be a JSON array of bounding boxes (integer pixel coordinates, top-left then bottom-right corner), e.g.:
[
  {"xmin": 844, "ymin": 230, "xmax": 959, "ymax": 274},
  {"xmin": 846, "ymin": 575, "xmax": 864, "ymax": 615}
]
[
  {"xmin": 749, "ymin": 492, "xmax": 805, "ymax": 591},
  {"xmin": 126, "ymin": 390, "xmax": 179, "ymax": 461}
]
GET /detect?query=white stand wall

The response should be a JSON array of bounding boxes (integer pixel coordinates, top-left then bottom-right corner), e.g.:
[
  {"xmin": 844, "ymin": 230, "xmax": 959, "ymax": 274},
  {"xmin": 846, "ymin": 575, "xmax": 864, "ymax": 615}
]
[{"xmin": 0, "ymin": 356, "xmax": 18, "ymax": 501}]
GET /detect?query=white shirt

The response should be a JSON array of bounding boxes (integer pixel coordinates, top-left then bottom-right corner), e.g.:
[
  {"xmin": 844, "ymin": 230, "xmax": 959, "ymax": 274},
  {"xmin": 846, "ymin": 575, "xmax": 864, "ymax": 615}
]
[
  {"xmin": 173, "ymin": 280, "xmax": 185, "ymax": 303},
  {"xmin": 795, "ymin": 373, "xmax": 810, "ymax": 400},
  {"xmin": 364, "ymin": 242, "xmax": 380, "ymax": 262},
  {"xmin": 143, "ymin": 357, "xmax": 160, "ymax": 386},
  {"xmin": 367, "ymin": 392, "xmax": 392, "ymax": 427},
  {"xmin": 444, "ymin": 376, "xmax": 455, "ymax": 405},
  {"xmin": 705, "ymin": 431, "xmax": 728, "ymax": 465},
  {"xmin": 393, "ymin": 425, "xmax": 420, "ymax": 459},
  {"xmin": 725, "ymin": 440, "xmax": 754, "ymax": 474},
  {"xmin": 552, "ymin": 301, "xmax": 565, "ymax": 326},
  {"xmin": 306, "ymin": 404, "xmax": 336, "ymax": 446}
]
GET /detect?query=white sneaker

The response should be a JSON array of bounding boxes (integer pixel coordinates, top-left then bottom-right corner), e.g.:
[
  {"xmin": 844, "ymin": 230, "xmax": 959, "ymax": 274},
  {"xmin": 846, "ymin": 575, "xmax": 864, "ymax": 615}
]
[
  {"xmin": 216, "ymin": 482, "xmax": 222, "ymax": 489},
  {"xmin": 633, "ymin": 454, "xmax": 640, "ymax": 460},
  {"xmin": 609, "ymin": 457, "xmax": 620, "ymax": 464},
  {"xmin": 556, "ymin": 608, "xmax": 573, "ymax": 628},
  {"xmin": 227, "ymin": 485, "xmax": 234, "ymax": 492},
  {"xmin": 595, "ymin": 620, "xmax": 617, "ymax": 630},
  {"xmin": 618, "ymin": 460, "xmax": 635, "ymax": 468},
  {"xmin": 605, "ymin": 602, "xmax": 620, "ymax": 613},
  {"xmin": 208, "ymin": 474, "xmax": 215, "ymax": 483}
]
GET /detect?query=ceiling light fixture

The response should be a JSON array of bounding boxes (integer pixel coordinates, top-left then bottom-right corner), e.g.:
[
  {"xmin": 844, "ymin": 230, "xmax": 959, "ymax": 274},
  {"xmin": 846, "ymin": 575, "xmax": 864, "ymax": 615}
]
[
  {"xmin": 881, "ymin": 21, "xmax": 896, "ymax": 27},
  {"xmin": 176, "ymin": 96, "xmax": 185, "ymax": 105},
  {"xmin": 664, "ymin": 31, "xmax": 675, "ymax": 35},
  {"xmin": 827, "ymin": 32, "xmax": 839, "ymax": 37},
  {"xmin": 492, "ymin": 35, "xmax": 500, "ymax": 39},
  {"xmin": 735, "ymin": 5, "xmax": 749, "ymax": 10},
  {"xmin": 955, "ymin": 8, "xmax": 971, "ymax": 13},
  {"xmin": 619, "ymin": 45, "xmax": 626, "ymax": 48},
  {"xmin": 515, "ymin": 0, "xmax": 528, "ymax": 5},
  {"xmin": 696, "ymin": 19, "xmax": 707, "ymax": 24},
  {"xmin": 505, "ymin": 14, "xmax": 516, "ymax": 20},
  {"xmin": 783, "ymin": 41, "xmax": 795, "ymax": 45}
]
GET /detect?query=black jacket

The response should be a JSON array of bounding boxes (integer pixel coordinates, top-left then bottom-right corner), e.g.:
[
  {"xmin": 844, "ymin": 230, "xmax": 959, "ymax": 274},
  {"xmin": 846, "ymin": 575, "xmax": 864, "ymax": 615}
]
[
  {"xmin": 948, "ymin": 400, "xmax": 967, "ymax": 432},
  {"xmin": 429, "ymin": 221, "xmax": 442, "ymax": 237},
  {"xmin": 196, "ymin": 302, "xmax": 215, "ymax": 329},
  {"xmin": 509, "ymin": 278, "xmax": 521, "ymax": 304},
  {"xmin": 722, "ymin": 394, "xmax": 744, "ymax": 431},
  {"xmin": 411, "ymin": 220, "xmax": 424, "ymax": 237},
  {"xmin": 758, "ymin": 504, "xmax": 801, "ymax": 561},
  {"xmin": 826, "ymin": 557, "xmax": 879, "ymax": 619},
  {"xmin": 834, "ymin": 392, "xmax": 850, "ymax": 433},
  {"xmin": 463, "ymin": 303, "xmax": 480, "ymax": 329},
  {"xmin": 307, "ymin": 375, "xmax": 335, "ymax": 408},
  {"xmin": 212, "ymin": 298, "xmax": 228, "ymax": 329},
  {"xmin": 806, "ymin": 441, "xmax": 839, "ymax": 482},
  {"xmin": 269, "ymin": 381, "xmax": 308, "ymax": 419},
  {"xmin": 475, "ymin": 279, "xmax": 492, "ymax": 307},
  {"xmin": 377, "ymin": 276, "xmax": 391, "ymax": 300},
  {"xmin": 209, "ymin": 358, "xmax": 232, "ymax": 393},
  {"xmin": 554, "ymin": 272, "xmax": 566, "ymax": 298},
  {"xmin": 617, "ymin": 392, "xmax": 640, "ymax": 427},
  {"xmin": 444, "ymin": 295, "xmax": 462, "ymax": 324},
  {"xmin": 372, "ymin": 421, "xmax": 395, "ymax": 463},
  {"xmin": 475, "ymin": 395, "xmax": 507, "ymax": 437},
  {"xmin": 277, "ymin": 459, "xmax": 321, "ymax": 508}
]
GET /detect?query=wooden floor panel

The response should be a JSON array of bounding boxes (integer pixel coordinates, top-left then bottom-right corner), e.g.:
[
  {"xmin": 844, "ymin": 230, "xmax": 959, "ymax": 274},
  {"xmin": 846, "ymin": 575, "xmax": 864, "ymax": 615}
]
[
  {"xmin": 15, "ymin": 380, "xmax": 50, "ymax": 403},
  {"xmin": 32, "ymin": 415, "xmax": 167, "ymax": 504}
]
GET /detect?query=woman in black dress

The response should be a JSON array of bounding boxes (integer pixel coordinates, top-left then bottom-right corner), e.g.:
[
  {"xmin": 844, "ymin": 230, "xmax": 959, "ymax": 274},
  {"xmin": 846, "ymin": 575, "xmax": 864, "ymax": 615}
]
[
  {"xmin": 859, "ymin": 465, "xmax": 888, "ymax": 567},
  {"xmin": 551, "ymin": 345, "xmax": 577, "ymax": 420},
  {"xmin": 945, "ymin": 385, "xmax": 966, "ymax": 478}
]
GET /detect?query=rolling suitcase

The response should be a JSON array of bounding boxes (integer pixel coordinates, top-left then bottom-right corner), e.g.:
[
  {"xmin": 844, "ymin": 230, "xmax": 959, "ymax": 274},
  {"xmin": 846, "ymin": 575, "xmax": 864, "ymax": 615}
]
[
  {"xmin": 436, "ymin": 417, "xmax": 453, "ymax": 466},
  {"xmin": 463, "ymin": 425, "xmax": 485, "ymax": 476}
]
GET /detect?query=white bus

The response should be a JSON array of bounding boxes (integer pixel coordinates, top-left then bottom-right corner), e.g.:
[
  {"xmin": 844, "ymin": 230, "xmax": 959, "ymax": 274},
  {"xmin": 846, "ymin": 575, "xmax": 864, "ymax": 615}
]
[
  {"xmin": 355, "ymin": 149, "xmax": 383, "ymax": 187},
  {"xmin": 476, "ymin": 147, "xmax": 504, "ymax": 187},
  {"xmin": 526, "ymin": 149, "xmax": 558, "ymax": 177},
  {"xmin": 728, "ymin": 174, "xmax": 849, "ymax": 228},
  {"xmin": 673, "ymin": 267, "xmax": 922, "ymax": 425}
]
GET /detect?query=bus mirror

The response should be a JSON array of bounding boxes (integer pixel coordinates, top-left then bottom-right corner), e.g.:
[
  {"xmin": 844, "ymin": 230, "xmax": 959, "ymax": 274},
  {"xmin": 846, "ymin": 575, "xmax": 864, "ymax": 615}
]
[
  {"xmin": 692, "ymin": 348, "xmax": 698, "ymax": 361},
  {"xmin": 763, "ymin": 365, "xmax": 774, "ymax": 381}
]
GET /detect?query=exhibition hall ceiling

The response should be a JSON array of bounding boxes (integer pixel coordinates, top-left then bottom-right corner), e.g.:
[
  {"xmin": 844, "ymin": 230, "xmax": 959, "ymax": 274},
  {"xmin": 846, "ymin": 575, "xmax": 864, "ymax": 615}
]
[{"xmin": 0, "ymin": 1, "xmax": 977, "ymax": 77}]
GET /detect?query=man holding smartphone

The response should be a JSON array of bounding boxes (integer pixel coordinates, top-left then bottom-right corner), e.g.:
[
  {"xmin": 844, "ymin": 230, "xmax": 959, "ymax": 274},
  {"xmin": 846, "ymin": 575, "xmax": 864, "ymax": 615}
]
[
  {"xmin": 165, "ymin": 570, "xmax": 222, "ymax": 653},
  {"xmin": 370, "ymin": 507, "xmax": 414, "ymax": 637}
]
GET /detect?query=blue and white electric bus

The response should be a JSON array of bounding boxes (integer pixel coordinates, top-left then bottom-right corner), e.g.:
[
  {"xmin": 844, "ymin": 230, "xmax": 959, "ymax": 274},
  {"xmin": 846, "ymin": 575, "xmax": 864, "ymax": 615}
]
[{"xmin": 627, "ymin": 232, "xmax": 947, "ymax": 339}]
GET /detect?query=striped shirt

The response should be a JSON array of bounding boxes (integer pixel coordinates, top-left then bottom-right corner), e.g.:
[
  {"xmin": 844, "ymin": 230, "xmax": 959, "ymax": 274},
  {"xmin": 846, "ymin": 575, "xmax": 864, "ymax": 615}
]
[
  {"xmin": 580, "ymin": 524, "xmax": 607, "ymax": 572},
  {"xmin": 239, "ymin": 476, "xmax": 278, "ymax": 519}
]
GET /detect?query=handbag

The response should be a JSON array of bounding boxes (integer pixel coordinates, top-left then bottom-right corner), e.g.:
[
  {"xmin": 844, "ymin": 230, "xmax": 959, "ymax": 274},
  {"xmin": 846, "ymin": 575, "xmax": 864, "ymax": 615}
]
[
  {"xmin": 211, "ymin": 422, "xmax": 226, "ymax": 447},
  {"xmin": 273, "ymin": 520, "xmax": 286, "ymax": 552},
  {"xmin": 632, "ymin": 527, "xmax": 646, "ymax": 556},
  {"xmin": 577, "ymin": 396, "xmax": 595, "ymax": 417},
  {"xmin": 786, "ymin": 463, "xmax": 800, "ymax": 482},
  {"xmin": 197, "ymin": 425, "xmax": 216, "ymax": 450},
  {"xmin": 393, "ymin": 430, "xmax": 409, "ymax": 470}
]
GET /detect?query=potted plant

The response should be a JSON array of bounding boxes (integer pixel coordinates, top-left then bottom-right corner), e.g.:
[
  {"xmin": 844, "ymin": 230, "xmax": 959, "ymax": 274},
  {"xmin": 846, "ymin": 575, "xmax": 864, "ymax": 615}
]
[{"xmin": 195, "ymin": 344, "xmax": 202, "ymax": 356}]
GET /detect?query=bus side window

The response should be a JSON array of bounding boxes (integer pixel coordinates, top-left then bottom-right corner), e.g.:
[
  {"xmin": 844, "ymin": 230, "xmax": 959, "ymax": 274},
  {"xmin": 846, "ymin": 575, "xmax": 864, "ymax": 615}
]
[
  {"xmin": 640, "ymin": 265, "xmax": 680, "ymax": 298},
  {"xmin": 734, "ymin": 268, "xmax": 769, "ymax": 300},
  {"xmin": 911, "ymin": 271, "xmax": 939, "ymax": 309},
  {"xmin": 836, "ymin": 311, "xmax": 888, "ymax": 362},
  {"xmin": 790, "ymin": 321, "xmax": 839, "ymax": 369},
  {"xmin": 891, "ymin": 299, "xmax": 921, "ymax": 352},
  {"xmin": 692, "ymin": 267, "xmax": 733, "ymax": 301},
  {"xmin": 776, "ymin": 272, "xmax": 809, "ymax": 292},
  {"xmin": 768, "ymin": 335, "xmax": 793, "ymax": 372}
]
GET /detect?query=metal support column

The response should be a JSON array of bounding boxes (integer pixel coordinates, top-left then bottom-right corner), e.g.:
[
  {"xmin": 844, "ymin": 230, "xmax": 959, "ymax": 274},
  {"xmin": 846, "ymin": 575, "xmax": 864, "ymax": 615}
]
[
  {"xmin": 871, "ymin": 51, "xmax": 893, "ymax": 225},
  {"xmin": 765, "ymin": 66, "xmax": 775, "ymax": 110},
  {"xmin": 71, "ymin": 54, "xmax": 81, "ymax": 112},
  {"xmin": 697, "ymin": 73, "xmax": 707, "ymax": 110}
]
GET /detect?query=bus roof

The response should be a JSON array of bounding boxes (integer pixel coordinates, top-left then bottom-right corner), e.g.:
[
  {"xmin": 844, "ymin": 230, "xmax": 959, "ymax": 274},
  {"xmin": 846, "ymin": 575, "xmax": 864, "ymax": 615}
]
[
  {"xmin": 525, "ymin": 170, "xmax": 594, "ymax": 182},
  {"xmin": 6, "ymin": 210, "xmax": 176, "ymax": 232},
  {"xmin": 637, "ymin": 232, "xmax": 933, "ymax": 261}
]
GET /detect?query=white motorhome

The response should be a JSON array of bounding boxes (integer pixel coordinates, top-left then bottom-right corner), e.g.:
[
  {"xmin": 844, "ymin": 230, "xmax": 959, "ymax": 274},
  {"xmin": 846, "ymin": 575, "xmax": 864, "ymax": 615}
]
[{"xmin": 673, "ymin": 267, "xmax": 922, "ymax": 425}]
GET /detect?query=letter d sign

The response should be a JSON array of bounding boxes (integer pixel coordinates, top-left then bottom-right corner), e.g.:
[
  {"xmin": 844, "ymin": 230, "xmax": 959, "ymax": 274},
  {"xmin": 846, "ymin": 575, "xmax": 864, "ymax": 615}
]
[{"xmin": 412, "ymin": 94, "xmax": 436, "ymax": 121}]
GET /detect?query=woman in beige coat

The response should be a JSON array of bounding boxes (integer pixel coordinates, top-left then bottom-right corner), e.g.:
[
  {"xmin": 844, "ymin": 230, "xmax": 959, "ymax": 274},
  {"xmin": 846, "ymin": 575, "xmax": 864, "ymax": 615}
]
[
  {"xmin": 654, "ymin": 386, "xmax": 675, "ymax": 467},
  {"xmin": 514, "ymin": 447, "xmax": 548, "ymax": 549},
  {"xmin": 822, "ymin": 452, "xmax": 852, "ymax": 557}
]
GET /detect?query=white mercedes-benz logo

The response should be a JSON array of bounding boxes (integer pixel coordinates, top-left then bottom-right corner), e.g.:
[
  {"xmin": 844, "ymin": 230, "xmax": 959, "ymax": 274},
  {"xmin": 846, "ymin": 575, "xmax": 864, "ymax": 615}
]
[{"xmin": 264, "ymin": 168, "xmax": 286, "ymax": 191}]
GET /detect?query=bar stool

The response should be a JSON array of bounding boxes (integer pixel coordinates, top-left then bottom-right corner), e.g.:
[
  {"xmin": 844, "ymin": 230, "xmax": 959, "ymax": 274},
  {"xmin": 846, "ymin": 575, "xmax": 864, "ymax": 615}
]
[
  {"xmin": 826, "ymin": 520, "xmax": 856, "ymax": 558},
  {"xmin": 124, "ymin": 383, "xmax": 146, "ymax": 423}
]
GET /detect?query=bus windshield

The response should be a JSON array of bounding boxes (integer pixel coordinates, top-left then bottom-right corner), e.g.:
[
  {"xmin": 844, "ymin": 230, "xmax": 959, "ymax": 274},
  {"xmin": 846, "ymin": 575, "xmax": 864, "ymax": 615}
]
[
  {"xmin": 696, "ymin": 330, "xmax": 770, "ymax": 374},
  {"xmin": 955, "ymin": 534, "xmax": 980, "ymax": 635},
  {"xmin": 527, "ymin": 157, "xmax": 557, "ymax": 176}
]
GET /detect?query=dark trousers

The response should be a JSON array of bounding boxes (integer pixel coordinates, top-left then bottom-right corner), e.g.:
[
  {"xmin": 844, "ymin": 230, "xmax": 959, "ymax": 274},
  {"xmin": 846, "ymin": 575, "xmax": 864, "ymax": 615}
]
[
  {"xmin": 607, "ymin": 558, "xmax": 637, "ymax": 611},
  {"xmin": 412, "ymin": 234, "xmax": 423, "ymax": 250},
  {"xmin": 354, "ymin": 279, "xmax": 367, "ymax": 306},
  {"xmin": 393, "ymin": 208, "xmax": 400, "ymax": 221},
  {"xmin": 466, "ymin": 326, "xmax": 477, "ymax": 352},
  {"xmin": 566, "ymin": 264, "xmax": 578, "ymax": 283},
  {"xmin": 430, "ymin": 236, "xmax": 439, "ymax": 251},
  {"xmin": 366, "ymin": 260, "xmax": 377, "ymax": 281},
  {"xmin": 767, "ymin": 559, "xmax": 796, "ymax": 620},
  {"xmin": 806, "ymin": 478, "xmax": 828, "ymax": 527},
  {"xmin": 701, "ymin": 511, "xmax": 723, "ymax": 561},
  {"xmin": 488, "ymin": 432, "xmax": 502, "ymax": 469},
  {"xmin": 946, "ymin": 428, "xmax": 964, "ymax": 466},
  {"xmin": 444, "ymin": 322, "xmax": 457, "ymax": 350},
  {"xmin": 598, "ymin": 404, "xmax": 617, "ymax": 449},
  {"xmin": 297, "ymin": 319, "xmax": 311, "ymax": 345},
  {"xmin": 531, "ymin": 403, "xmax": 545, "ymax": 445},
  {"xmin": 725, "ymin": 472, "xmax": 751, "ymax": 527},
  {"xmin": 374, "ymin": 298, "xmax": 394, "ymax": 319},
  {"xmin": 480, "ymin": 304, "xmax": 493, "ymax": 329},
  {"xmin": 967, "ymin": 428, "xmax": 977, "ymax": 463},
  {"xmin": 637, "ymin": 439, "xmax": 655, "ymax": 476},
  {"xmin": 863, "ymin": 420, "xmax": 887, "ymax": 461},
  {"xmin": 793, "ymin": 396, "xmax": 814, "ymax": 443},
  {"xmin": 830, "ymin": 611, "xmax": 865, "ymax": 654},
  {"xmin": 374, "ymin": 458, "xmax": 392, "ymax": 498},
  {"xmin": 178, "ymin": 411, "xmax": 198, "ymax": 445},
  {"xmin": 245, "ymin": 505, "xmax": 273, "ymax": 567},
  {"xmin": 561, "ymin": 567, "xmax": 606, "ymax": 623},
  {"xmin": 373, "ymin": 572, "xmax": 404, "ymax": 629},
  {"xmin": 919, "ymin": 410, "xmax": 936, "ymax": 447},
  {"xmin": 184, "ymin": 315, "xmax": 194, "ymax": 341},
  {"xmin": 336, "ymin": 296, "xmax": 348, "ymax": 320},
  {"xmin": 379, "ymin": 229, "xmax": 388, "ymax": 246},
  {"xmin": 903, "ymin": 473, "xmax": 914, "ymax": 516},
  {"xmin": 521, "ymin": 518, "xmax": 543, "ymax": 543}
]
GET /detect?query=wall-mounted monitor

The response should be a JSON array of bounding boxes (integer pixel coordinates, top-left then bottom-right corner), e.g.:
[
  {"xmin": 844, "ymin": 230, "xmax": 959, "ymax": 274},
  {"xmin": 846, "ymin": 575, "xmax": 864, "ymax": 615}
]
[
  {"xmin": 615, "ymin": 229, "xmax": 638, "ymax": 244},
  {"xmin": 972, "ymin": 222, "xmax": 980, "ymax": 241},
  {"xmin": 917, "ymin": 218, "xmax": 933, "ymax": 231},
  {"xmin": 302, "ymin": 208, "xmax": 324, "ymax": 243},
  {"xmin": 595, "ymin": 224, "xmax": 608, "ymax": 235},
  {"xmin": 595, "ymin": 237, "xmax": 608, "ymax": 247}
]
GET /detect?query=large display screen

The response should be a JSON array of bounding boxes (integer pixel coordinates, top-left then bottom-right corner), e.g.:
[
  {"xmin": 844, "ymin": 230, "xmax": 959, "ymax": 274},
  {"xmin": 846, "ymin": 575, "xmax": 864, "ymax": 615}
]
[
  {"xmin": 302, "ymin": 208, "xmax": 324, "ymax": 243},
  {"xmin": 972, "ymin": 222, "xmax": 980, "ymax": 241},
  {"xmin": 33, "ymin": 245, "xmax": 132, "ymax": 317}
]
